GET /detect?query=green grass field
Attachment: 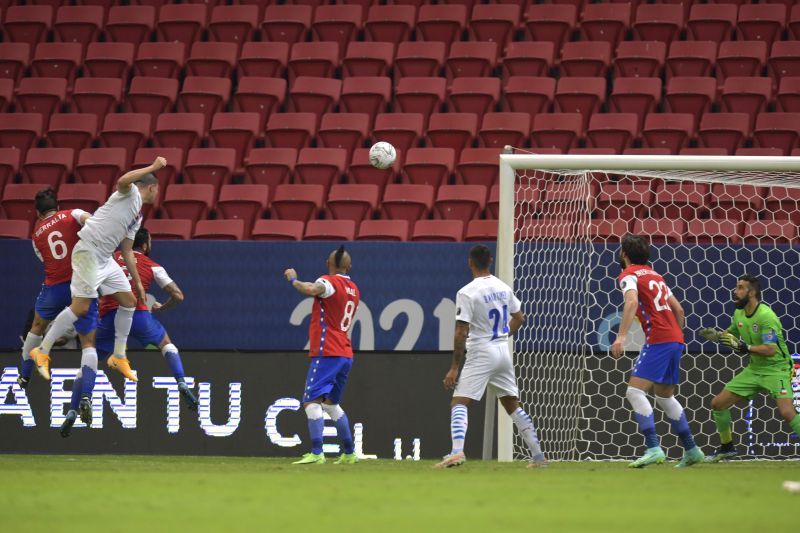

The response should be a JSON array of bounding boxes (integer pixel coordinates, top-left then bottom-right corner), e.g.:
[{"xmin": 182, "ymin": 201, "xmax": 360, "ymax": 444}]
[{"xmin": 1, "ymin": 455, "xmax": 798, "ymax": 532}]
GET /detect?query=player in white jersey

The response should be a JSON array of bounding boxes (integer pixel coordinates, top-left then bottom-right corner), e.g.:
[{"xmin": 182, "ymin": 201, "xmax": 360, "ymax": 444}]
[
  {"xmin": 435, "ymin": 245, "xmax": 547, "ymax": 469},
  {"xmin": 30, "ymin": 157, "xmax": 166, "ymax": 424}
]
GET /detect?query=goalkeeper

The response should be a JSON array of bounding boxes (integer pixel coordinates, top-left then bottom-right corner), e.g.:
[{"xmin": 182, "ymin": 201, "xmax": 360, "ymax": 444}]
[{"xmin": 699, "ymin": 274, "xmax": 800, "ymax": 462}]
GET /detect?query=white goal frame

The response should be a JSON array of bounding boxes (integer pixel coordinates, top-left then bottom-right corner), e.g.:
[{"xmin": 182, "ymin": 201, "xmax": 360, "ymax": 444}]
[{"xmin": 488, "ymin": 153, "xmax": 800, "ymax": 462}]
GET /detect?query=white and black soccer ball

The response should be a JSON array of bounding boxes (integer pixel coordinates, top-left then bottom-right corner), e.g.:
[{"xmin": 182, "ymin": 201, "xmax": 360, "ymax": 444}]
[{"xmin": 369, "ymin": 141, "xmax": 396, "ymax": 170}]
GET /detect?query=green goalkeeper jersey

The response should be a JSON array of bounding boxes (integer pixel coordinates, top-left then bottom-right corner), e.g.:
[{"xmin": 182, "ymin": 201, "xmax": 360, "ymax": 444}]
[{"xmin": 726, "ymin": 303, "xmax": 792, "ymax": 374}]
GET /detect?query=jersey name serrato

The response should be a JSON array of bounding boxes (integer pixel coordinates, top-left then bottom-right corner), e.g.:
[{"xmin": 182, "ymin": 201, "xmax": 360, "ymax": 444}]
[
  {"xmin": 32, "ymin": 209, "xmax": 86, "ymax": 285},
  {"xmin": 78, "ymin": 186, "xmax": 142, "ymax": 258},
  {"xmin": 455, "ymin": 275, "xmax": 522, "ymax": 352},
  {"xmin": 728, "ymin": 303, "xmax": 792, "ymax": 374},
  {"xmin": 618, "ymin": 264, "xmax": 684, "ymax": 345},
  {"xmin": 98, "ymin": 251, "xmax": 173, "ymax": 316},
  {"xmin": 308, "ymin": 274, "xmax": 360, "ymax": 358}
]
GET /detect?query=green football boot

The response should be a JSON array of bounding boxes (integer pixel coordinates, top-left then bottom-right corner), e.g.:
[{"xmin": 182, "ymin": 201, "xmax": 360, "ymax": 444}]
[
  {"xmin": 292, "ymin": 453, "xmax": 326, "ymax": 465},
  {"xmin": 675, "ymin": 446, "xmax": 705, "ymax": 468},
  {"xmin": 628, "ymin": 447, "xmax": 666, "ymax": 468},
  {"xmin": 333, "ymin": 453, "xmax": 358, "ymax": 465}
]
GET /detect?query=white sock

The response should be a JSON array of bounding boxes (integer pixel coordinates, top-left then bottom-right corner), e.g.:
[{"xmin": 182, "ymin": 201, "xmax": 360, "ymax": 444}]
[
  {"xmin": 655, "ymin": 395, "xmax": 684, "ymax": 421},
  {"xmin": 450, "ymin": 404, "xmax": 468, "ymax": 454},
  {"xmin": 81, "ymin": 347, "xmax": 98, "ymax": 372},
  {"xmin": 625, "ymin": 386, "xmax": 653, "ymax": 417},
  {"xmin": 321, "ymin": 403, "xmax": 345, "ymax": 421},
  {"xmin": 511, "ymin": 407, "xmax": 545, "ymax": 461},
  {"xmin": 113, "ymin": 306, "xmax": 135, "ymax": 357},
  {"xmin": 305, "ymin": 403, "xmax": 323, "ymax": 420},
  {"xmin": 21, "ymin": 332, "xmax": 43, "ymax": 360},
  {"xmin": 40, "ymin": 307, "xmax": 79, "ymax": 354}
]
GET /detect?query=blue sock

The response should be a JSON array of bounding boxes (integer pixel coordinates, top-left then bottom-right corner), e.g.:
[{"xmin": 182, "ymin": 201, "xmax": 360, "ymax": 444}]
[
  {"xmin": 634, "ymin": 412, "xmax": 660, "ymax": 449},
  {"xmin": 334, "ymin": 412, "xmax": 354, "ymax": 454},
  {"xmin": 164, "ymin": 351, "xmax": 185, "ymax": 380},
  {"xmin": 80, "ymin": 365, "xmax": 96, "ymax": 397},
  {"xmin": 21, "ymin": 359, "xmax": 34, "ymax": 380},
  {"xmin": 669, "ymin": 413, "xmax": 696, "ymax": 451},
  {"xmin": 308, "ymin": 418, "xmax": 324, "ymax": 454},
  {"xmin": 70, "ymin": 377, "xmax": 83, "ymax": 410}
]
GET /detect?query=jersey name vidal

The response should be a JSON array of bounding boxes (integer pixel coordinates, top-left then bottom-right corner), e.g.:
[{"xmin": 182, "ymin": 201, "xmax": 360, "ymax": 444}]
[
  {"xmin": 78, "ymin": 186, "xmax": 142, "ymax": 258},
  {"xmin": 617, "ymin": 264, "xmax": 684, "ymax": 345},
  {"xmin": 98, "ymin": 250, "xmax": 173, "ymax": 316},
  {"xmin": 308, "ymin": 274, "xmax": 360, "ymax": 358},
  {"xmin": 456, "ymin": 275, "xmax": 522, "ymax": 352},
  {"xmin": 32, "ymin": 209, "xmax": 84, "ymax": 285}
]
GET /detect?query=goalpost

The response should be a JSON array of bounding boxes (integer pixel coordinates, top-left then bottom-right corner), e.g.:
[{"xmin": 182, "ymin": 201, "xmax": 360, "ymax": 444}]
[{"xmin": 488, "ymin": 152, "xmax": 800, "ymax": 462}]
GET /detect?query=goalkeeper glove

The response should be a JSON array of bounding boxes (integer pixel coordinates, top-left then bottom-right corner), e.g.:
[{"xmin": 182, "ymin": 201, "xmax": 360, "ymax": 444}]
[
  {"xmin": 698, "ymin": 328, "xmax": 723, "ymax": 343},
  {"xmin": 720, "ymin": 332, "xmax": 750, "ymax": 356}
]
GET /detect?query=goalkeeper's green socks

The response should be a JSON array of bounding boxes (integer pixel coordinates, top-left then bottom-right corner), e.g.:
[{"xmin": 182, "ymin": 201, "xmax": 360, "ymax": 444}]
[
  {"xmin": 712, "ymin": 409, "xmax": 733, "ymax": 444},
  {"xmin": 790, "ymin": 414, "xmax": 800, "ymax": 437}
]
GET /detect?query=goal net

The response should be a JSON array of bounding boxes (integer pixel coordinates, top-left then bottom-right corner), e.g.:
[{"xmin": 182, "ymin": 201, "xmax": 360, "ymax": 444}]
[{"xmin": 493, "ymin": 153, "xmax": 800, "ymax": 461}]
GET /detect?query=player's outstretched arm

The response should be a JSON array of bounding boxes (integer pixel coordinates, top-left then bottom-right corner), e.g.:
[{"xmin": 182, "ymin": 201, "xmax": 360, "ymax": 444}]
[
  {"xmin": 284, "ymin": 268, "xmax": 326, "ymax": 297},
  {"xmin": 667, "ymin": 295, "xmax": 685, "ymax": 330},
  {"xmin": 611, "ymin": 289, "xmax": 638, "ymax": 359},
  {"xmin": 152, "ymin": 282, "xmax": 184, "ymax": 313},
  {"xmin": 117, "ymin": 157, "xmax": 167, "ymax": 194},
  {"xmin": 444, "ymin": 321, "xmax": 469, "ymax": 390},
  {"xmin": 120, "ymin": 238, "xmax": 146, "ymax": 302}
]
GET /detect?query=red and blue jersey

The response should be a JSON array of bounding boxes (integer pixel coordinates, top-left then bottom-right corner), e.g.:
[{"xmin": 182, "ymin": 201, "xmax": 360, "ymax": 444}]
[
  {"xmin": 99, "ymin": 251, "xmax": 173, "ymax": 316},
  {"xmin": 617, "ymin": 264, "xmax": 684, "ymax": 345},
  {"xmin": 308, "ymin": 274, "xmax": 360, "ymax": 358},
  {"xmin": 32, "ymin": 209, "xmax": 83, "ymax": 286}
]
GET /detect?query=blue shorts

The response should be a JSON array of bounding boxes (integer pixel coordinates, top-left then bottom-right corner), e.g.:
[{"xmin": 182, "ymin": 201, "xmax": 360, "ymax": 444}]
[
  {"xmin": 631, "ymin": 342, "xmax": 684, "ymax": 385},
  {"xmin": 96, "ymin": 309, "xmax": 166, "ymax": 360},
  {"xmin": 34, "ymin": 282, "xmax": 98, "ymax": 335},
  {"xmin": 303, "ymin": 356, "xmax": 353, "ymax": 404}
]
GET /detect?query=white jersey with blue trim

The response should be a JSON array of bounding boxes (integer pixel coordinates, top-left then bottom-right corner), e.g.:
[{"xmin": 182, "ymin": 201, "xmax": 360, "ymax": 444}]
[{"xmin": 455, "ymin": 275, "xmax": 522, "ymax": 353}]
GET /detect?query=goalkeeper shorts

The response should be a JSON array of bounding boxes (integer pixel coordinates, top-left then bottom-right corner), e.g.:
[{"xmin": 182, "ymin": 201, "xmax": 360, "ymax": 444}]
[
  {"xmin": 631, "ymin": 342, "xmax": 684, "ymax": 385},
  {"xmin": 725, "ymin": 366, "xmax": 794, "ymax": 400}
]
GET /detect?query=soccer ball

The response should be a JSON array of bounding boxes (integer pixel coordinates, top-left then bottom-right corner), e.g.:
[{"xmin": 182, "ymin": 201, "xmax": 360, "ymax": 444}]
[{"xmin": 369, "ymin": 142, "xmax": 396, "ymax": 170}]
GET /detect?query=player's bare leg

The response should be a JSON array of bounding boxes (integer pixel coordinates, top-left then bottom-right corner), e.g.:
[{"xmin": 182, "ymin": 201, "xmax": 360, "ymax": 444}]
[
  {"xmin": 18, "ymin": 312, "xmax": 50, "ymax": 389},
  {"xmin": 434, "ymin": 397, "xmax": 470, "ymax": 469},
  {"xmin": 499, "ymin": 396, "xmax": 547, "ymax": 468},
  {"xmin": 158, "ymin": 334, "xmax": 197, "ymax": 410},
  {"xmin": 707, "ymin": 389, "xmax": 745, "ymax": 462},
  {"xmin": 31, "ymin": 296, "xmax": 93, "ymax": 380},
  {"xmin": 105, "ymin": 291, "xmax": 138, "ymax": 381}
]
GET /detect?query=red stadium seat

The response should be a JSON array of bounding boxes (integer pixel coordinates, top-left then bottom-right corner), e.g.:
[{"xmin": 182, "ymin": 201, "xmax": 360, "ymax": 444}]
[
  {"xmin": 540, "ymin": 182, "xmax": 597, "ymax": 218},
  {"xmin": 665, "ymin": 77, "xmax": 716, "ymax": 122},
  {"xmin": 56, "ymin": 183, "xmax": 106, "ymax": 213},
  {"xmin": 503, "ymin": 76, "xmax": 555, "ymax": 116},
  {"xmin": 621, "ymin": 147, "xmax": 670, "ymax": 156},
  {"xmin": 2, "ymin": 183, "xmax": 43, "ymax": 224},
  {"xmin": 0, "ymin": 43, "xmax": 30, "ymax": 84},
  {"xmin": 554, "ymin": 77, "xmax": 606, "ymax": 127},
  {"xmin": 342, "ymin": 42, "xmax": 394, "ymax": 78},
  {"xmin": 560, "ymin": 41, "xmax": 612, "ymax": 78},
  {"xmin": 743, "ymin": 220, "xmax": 796, "ymax": 245},
  {"xmin": 133, "ymin": 147, "xmax": 181, "ymax": 204},
  {"xmin": 106, "ymin": 5, "xmax": 155, "ymax": 46},
  {"xmin": 486, "ymin": 184, "xmax": 500, "ymax": 219},
  {"xmin": 289, "ymin": 76, "xmax": 342, "ymax": 119},
  {"xmin": 464, "ymin": 219, "xmax": 497, "ymax": 242},
  {"xmin": 71, "ymin": 78, "xmax": 123, "ymax": 124},
  {"xmin": 22, "ymin": 147, "xmax": 73, "ymax": 188},
  {"xmin": 356, "ymin": 219, "xmax": 409, "ymax": 241},
  {"xmin": 271, "ymin": 183, "xmax": 324, "ymax": 223},
  {"xmin": 753, "ymin": 112, "xmax": 800, "ymax": 155},
  {"xmin": 372, "ymin": 113, "xmax": 423, "ymax": 157},
  {"xmin": 127, "ymin": 77, "xmax": 179, "ymax": 125},
  {"xmin": 709, "ymin": 183, "xmax": 766, "ymax": 221},
  {"xmin": 445, "ymin": 41, "xmax": 498, "ymax": 80},
  {"xmin": 178, "ymin": 76, "xmax": 231, "ymax": 132},
  {"xmin": 679, "ymin": 147, "xmax": 728, "ymax": 156},
  {"xmin": 589, "ymin": 219, "xmax": 630, "ymax": 243},
  {"xmin": 208, "ymin": 5, "xmax": 258, "ymax": 49},
  {"xmin": 318, "ymin": 113, "xmax": 370, "ymax": 156},
  {"xmin": 245, "ymin": 148, "xmax": 296, "ymax": 194},
  {"xmin": 153, "ymin": 113, "xmax": 204, "ymax": 154},
  {"xmin": 134, "ymin": 42, "xmax": 185, "ymax": 79},
  {"xmin": 186, "ymin": 42, "xmax": 237, "ymax": 79},
  {"xmin": 666, "ymin": 41, "xmax": 717, "ymax": 79},
  {"xmin": 479, "ymin": 113, "xmax": 530, "ymax": 150},
  {"xmin": 581, "ymin": 3, "xmax": 631, "ymax": 47},
  {"xmin": 238, "ymin": 42, "xmax": 289, "ymax": 79},
  {"xmin": 717, "ymin": 41, "xmax": 767, "ymax": 85},
  {"xmin": 157, "ymin": 3, "xmax": 207, "ymax": 44},
  {"xmin": 614, "ymin": 41, "xmax": 666, "ymax": 78},
  {"xmin": 0, "ymin": 219, "xmax": 31, "ymax": 239},
  {"xmin": 0, "ymin": 148, "xmax": 21, "ymax": 192},
  {"xmin": 642, "ymin": 113, "xmax": 695, "ymax": 154},
  {"xmin": 311, "ymin": 5, "xmax": 363, "ymax": 54},
  {"xmin": 304, "ymin": 219, "xmax": 356, "ymax": 241},
  {"xmin": 416, "ymin": 4, "xmax": 467, "ymax": 50},
  {"xmin": 735, "ymin": 147, "xmax": 784, "ymax": 156},
  {"xmin": 183, "ymin": 148, "xmax": 235, "ymax": 195},
  {"xmin": 720, "ymin": 77, "xmax": 772, "ymax": 128},
  {"xmin": 687, "ymin": 3, "xmax": 737, "ymax": 42},
  {"xmin": 395, "ymin": 41, "xmax": 446, "ymax": 79},
  {"xmin": 698, "ymin": 113, "xmax": 750, "ymax": 155},
  {"xmin": 193, "ymin": 219, "xmax": 245, "ymax": 241},
  {"xmin": 4, "ymin": 5, "xmax": 53, "ymax": 46},
  {"xmin": 531, "ymin": 113, "xmax": 583, "ymax": 152},
  {"xmin": 234, "ymin": 77, "xmax": 287, "ymax": 132},
  {"xmin": 347, "ymin": 148, "xmax": 398, "ymax": 196},
  {"xmin": 769, "ymin": 42, "xmax": 800, "ymax": 89},
  {"xmin": 456, "ymin": 148, "xmax": 500, "ymax": 188},
  {"xmin": 294, "ymin": 148, "xmax": 347, "ymax": 192},
  {"xmin": 265, "ymin": 113, "xmax": 317, "ymax": 150},
  {"xmin": 524, "ymin": 4, "xmax": 576, "ymax": 50},
  {"xmin": 652, "ymin": 182, "xmax": 709, "ymax": 220},
  {"xmin": 633, "ymin": 4, "xmax": 684, "ymax": 44},
  {"xmin": 15, "ymin": 77, "xmax": 67, "ymax": 126},
  {"xmin": 633, "ymin": 218, "xmax": 687, "ymax": 244},
  {"xmin": 31, "ymin": 42, "xmax": 82, "ymax": 88},
  {"xmin": 469, "ymin": 4, "xmax": 519, "ymax": 46},
  {"xmin": 434, "ymin": 184, "xmax": 486, "ymax": 224},
  {"xmin": 162, "ymin": 184, "xmax": 214, "ymax": 223},
  {"xmin": 790, "ymin": 4, "xmax": 800, "ymax": 40},
  {"xmin": 100, "ymin": 113, "xmax": 151, "ymax": 165},
  {"xmin": 597, "ymin": 182, "xmax": 653, "ymax": 220},
  {"xmin": 448, "ymin": 77, "xmax": 501, "ymax": 119},
  {"xmin": 411, "ymin": 219, "xmax": 464, "ymax": 242},
  {"xmin": 74, "ymin": 147, "xmax": 126, "ymax": 193},
  {"xmin": 766, "ymin": 186, "xmax": 800, "ymax": 224},
  {"xmin": 777, "ymin": 76, "xmax": 800, "ymax": 112},
  {"xmin": 251, "ymin": 219, "xmax": 304, "ymax": 241},
  {"xmin": 288, "ymin": 42, "xmax": 339, "ymax": 82},
  {"xmin": 737, "ymin": 3, "xmax": 786, "ymax": 48},
  {"xmin": 426, "ymin": 113, "xmax": 478, "ymax": 154},
  {"xmin": 84, "ymin": 42, "xmax": 135, "ymax": 80},
  {"xmin": 501, "ymin": 42, "xmax": 554, "ymax": 80},
  {"xmin": 261, "ymin": 5, "xmax": 312, "ymax": 45},
  {"xmin": 208, "ymin": 113, "xmax": 259, "ymax": 172},
  {"xmin": 364, "ymin": 5, "xmax": 415, "ymax": 45},
  {"xmin": 326, "ymin": 183, "xmax": 379, "ymax": 223},
  {"xmin": 217, "ymin": 184, "xmax": 269, "ymax": 237},
  {"xmin": 402, "ymin": 148, "xmax": 455, "ymax": 189},
  {"xmin": 145, "ymin": 219, "xmax": 193, "ymax": 240},
  {"xmin": 609, "ymin": 77, "xmax": 662, "ymax": 129},
  {"xmin": 395, "ymin": 77, "xmax": 446, "ymax": 125},
  {"xmin": 381, "ymin": 184, "xmax": 435, "ymax": 224},
  {"xmin": 0, "ymin": 113, "xmax": 42, "ymax": 159},
  {"xmin": 586, "ymin": 113, "xmax": 638, "ymax": 154},
  {"xmin": 46, "ymin": 114, "xmax": 97, "ymax": 155}
]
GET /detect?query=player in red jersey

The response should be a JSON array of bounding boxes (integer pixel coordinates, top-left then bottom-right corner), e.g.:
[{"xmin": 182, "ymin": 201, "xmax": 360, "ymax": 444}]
[
  {"xmin": 611, "ymin": 234, "xmax": 703, "ymax": 468},
  {"xmin": 284, "ymin": 245, "xmax": 361, "ymax": 465}
]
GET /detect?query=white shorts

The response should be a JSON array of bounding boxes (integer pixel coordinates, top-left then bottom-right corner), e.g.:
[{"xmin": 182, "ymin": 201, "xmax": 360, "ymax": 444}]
[
  {"xmin": 453, "ymin": 342, "xmax": 519, "ymax": 401},
  {"xmin": 70, "ymin": 239, "xmax": 130, "ymax": 299}
]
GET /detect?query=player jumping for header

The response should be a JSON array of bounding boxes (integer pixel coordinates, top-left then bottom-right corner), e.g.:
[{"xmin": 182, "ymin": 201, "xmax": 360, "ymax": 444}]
[
  {"xmin": 30, "ymin": 157, "xmax": 165, "ymax": 425},
  {"xmin": 611, "ymin": 234, "xmax": 703, "ymax": 468},
  {"xmin": 700, "ymin": 274, "xmax": 800, "ymax": 462},
  {"xmin": 436, "ymin": 245, "xmax": 546, "ymax": 469},
  {"xmin": 285, "ymin": 246, "xmax": 361, "ymax": 465}
]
